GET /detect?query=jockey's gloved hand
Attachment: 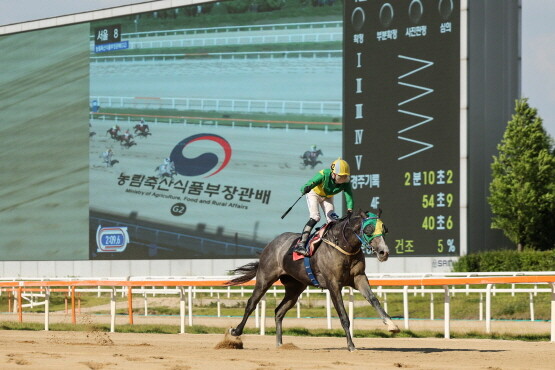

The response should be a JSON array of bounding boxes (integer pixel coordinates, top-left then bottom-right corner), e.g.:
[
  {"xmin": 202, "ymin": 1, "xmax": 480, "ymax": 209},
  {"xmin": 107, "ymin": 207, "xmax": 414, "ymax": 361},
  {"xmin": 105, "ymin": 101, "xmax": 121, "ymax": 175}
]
[{"xmin": 303, "ymin": 186, "xmax": 312, "ymax": 195}]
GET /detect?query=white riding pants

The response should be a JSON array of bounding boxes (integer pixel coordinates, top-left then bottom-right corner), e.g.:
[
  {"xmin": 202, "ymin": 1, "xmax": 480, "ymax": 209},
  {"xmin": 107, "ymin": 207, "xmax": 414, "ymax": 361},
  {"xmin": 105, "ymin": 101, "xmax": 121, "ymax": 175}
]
[{"xmin": 305, "ymin": 190, "xmax": 335, "ymax": 223}]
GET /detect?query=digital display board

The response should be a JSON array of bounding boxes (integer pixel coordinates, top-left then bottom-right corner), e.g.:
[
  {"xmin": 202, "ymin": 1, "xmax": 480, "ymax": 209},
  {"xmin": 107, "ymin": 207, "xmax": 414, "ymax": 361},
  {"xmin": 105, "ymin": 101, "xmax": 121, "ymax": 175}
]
[{"xmin": 344, "ymin": 0, "xmax": 460, "ymax": 256}]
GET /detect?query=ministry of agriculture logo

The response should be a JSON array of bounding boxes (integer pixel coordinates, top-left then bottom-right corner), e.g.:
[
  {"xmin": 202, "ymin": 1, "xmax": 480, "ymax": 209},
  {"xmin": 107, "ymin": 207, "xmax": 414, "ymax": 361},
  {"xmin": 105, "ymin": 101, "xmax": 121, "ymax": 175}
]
[{"xmin": 170, "ymin": 134, "xmax": 232, "ymax": 177}]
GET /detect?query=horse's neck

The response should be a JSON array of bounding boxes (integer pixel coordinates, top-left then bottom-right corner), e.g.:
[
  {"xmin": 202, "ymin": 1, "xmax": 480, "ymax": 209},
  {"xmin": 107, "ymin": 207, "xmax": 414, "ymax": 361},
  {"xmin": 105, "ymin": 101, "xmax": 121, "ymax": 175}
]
[{"xmin": 325, "ymin": 220, "xmax": 361, "ymax": 251}]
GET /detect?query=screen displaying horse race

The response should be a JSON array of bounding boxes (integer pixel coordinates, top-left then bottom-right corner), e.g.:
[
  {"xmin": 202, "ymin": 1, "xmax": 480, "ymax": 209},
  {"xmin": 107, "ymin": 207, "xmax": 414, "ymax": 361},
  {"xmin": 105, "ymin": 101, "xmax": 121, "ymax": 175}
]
[
  {"xmin": 0, "ymin": 0, "xmax": 461, "ymax": 261},
  {"xmin": 88, "ymin": 1, "xmax": 343, "ymax": 260}
]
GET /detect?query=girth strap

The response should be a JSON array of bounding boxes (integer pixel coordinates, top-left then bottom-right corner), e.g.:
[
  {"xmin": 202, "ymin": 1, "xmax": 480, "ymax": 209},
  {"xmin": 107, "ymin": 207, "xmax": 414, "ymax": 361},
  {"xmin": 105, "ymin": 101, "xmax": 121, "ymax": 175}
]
[
  {"xmin": 321, "ymin": 238, "xmax": 362, "ymax": 256},
  {"xmin": 303, "ymin": 256, "xmax": 320, "ymax": 288}
]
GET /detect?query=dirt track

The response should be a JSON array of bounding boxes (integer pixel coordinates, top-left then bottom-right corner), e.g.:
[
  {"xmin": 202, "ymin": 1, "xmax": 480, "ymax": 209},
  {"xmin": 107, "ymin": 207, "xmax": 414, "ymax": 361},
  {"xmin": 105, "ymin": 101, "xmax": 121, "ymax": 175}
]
[{"xmin": 0, "ymin": 329, "xmax": 554, "ymax": 370}]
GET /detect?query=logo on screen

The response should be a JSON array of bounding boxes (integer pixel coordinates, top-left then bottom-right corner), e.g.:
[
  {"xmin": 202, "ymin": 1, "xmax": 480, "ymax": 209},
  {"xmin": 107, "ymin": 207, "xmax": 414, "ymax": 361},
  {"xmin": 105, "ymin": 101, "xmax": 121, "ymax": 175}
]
[
  {"xmin": 96, "ymin": 225, "xmax": 129, "ymax": 253},
  {"xmin": 170, "ymin": 134, "xmax": 232, "ymax": 177}
]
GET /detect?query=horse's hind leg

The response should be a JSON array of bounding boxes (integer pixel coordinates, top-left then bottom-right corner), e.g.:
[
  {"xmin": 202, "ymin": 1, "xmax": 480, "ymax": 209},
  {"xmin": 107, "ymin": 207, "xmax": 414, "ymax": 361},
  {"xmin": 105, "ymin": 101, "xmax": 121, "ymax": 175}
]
[
  {"xmin": 230, "ymin": 276, "xmax": 277, "ymax": 337},
  {"xmin": 354, "ymin": 275, "xmax": 400, "ymax": 333},
  {"xmin": 274, "ymin": 277, "xmax": 306, "ymax": 347}
]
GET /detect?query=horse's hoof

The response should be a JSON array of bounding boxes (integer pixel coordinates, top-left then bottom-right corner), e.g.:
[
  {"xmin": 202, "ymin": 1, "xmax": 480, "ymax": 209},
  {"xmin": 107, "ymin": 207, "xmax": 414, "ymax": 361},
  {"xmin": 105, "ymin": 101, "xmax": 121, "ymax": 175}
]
[
  {"xmin": 388, "ymin": 324, "xmax": 400, "ymax": 333},
  {"xmin": 348, "ymin": 346, "xmax": 357, "ymax": 352}
]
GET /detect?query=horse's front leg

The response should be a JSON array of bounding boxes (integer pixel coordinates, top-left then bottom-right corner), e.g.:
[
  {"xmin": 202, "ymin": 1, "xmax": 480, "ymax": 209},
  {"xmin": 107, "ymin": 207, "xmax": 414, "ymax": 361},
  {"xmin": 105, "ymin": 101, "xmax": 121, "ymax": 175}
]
[
  {"xmin": 326, "ymin": 283, "xmax": 356, "ymax": 351},
  {"xmin": 353, "ymin": 275, "xmax": 400, "ymax": 333}
]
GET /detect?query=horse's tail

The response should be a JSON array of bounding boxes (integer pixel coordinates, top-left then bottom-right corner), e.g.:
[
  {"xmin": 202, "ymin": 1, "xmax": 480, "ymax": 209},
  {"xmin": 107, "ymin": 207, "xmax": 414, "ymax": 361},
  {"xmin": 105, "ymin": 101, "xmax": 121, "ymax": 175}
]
[{"xmin": 224, "ymin": 262, "xmax": 259, "ymax": 286}]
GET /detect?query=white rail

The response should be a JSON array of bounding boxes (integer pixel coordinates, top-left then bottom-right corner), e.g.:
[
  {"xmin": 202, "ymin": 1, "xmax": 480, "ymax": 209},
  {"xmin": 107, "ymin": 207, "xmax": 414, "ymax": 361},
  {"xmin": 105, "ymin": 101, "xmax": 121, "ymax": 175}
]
[
  {"xmin": 2, "ymin": 273, "xmax": 554, "ymax": 341},
  {"xmin": 123, "ymin": 32, "xmax": 342, "ymax": 50},
  {"xmin": 90, "ymin": 49, "xmax": 342, "ymax": 62},
  {"xmin": 90, "ymin": 95, "xmax": 342, "ymax": 116}
]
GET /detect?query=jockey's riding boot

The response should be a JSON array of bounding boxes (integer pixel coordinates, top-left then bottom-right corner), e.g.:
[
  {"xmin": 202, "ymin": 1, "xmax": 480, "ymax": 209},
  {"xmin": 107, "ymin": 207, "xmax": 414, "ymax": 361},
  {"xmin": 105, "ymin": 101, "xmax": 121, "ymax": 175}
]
[{"xmin": 293, "ymin": 218, "xmax": 317, "ymax": 256}]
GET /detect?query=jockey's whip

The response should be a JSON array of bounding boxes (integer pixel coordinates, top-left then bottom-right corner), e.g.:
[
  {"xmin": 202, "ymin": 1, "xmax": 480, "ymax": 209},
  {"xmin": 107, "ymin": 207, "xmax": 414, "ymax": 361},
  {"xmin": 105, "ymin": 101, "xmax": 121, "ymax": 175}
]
[{"xmin": 281, "ymin": 194, "xmax": 303, "ymax": 219}]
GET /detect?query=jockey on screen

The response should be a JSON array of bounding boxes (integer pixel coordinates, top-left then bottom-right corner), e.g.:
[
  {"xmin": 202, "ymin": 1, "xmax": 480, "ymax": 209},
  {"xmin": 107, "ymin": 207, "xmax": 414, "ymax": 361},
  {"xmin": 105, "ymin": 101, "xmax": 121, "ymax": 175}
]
[{"xmin": 293, "ymin": 157, "xmax": 353, "ymax": 256}]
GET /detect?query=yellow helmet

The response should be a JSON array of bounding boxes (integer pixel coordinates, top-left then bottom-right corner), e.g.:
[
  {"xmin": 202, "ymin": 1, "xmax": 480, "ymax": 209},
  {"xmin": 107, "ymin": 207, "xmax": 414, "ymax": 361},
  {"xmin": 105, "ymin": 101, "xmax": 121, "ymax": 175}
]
[{"xmin": 330, "ymin": 157, "xmax": 350, "ymax": 176}]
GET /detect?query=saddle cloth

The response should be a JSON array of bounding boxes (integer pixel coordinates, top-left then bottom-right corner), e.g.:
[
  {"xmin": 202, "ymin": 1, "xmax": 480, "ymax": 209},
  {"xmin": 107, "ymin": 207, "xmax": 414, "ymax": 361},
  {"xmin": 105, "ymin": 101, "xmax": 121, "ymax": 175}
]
[{"xmin": 292, "ymin": 222, "xmax": 333, "ymax": 261}]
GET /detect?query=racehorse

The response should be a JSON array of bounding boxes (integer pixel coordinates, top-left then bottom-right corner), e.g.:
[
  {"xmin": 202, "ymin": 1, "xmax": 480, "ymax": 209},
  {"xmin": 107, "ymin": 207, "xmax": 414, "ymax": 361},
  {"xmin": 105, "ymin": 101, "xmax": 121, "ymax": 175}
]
[
  {"xmin": 300, "ymin": 149, "xmax": 323, "ymax": 169},
  {"xmin": 155, "ymin": 161, "xmax": 176, "ymax": 178},
  {"xmin": 134, "ymin": 123, "xmax": 151, "ymax": 137},
  {"xmin": 100, "ymin": 150, "xmax": 118, "ymax": 167},
  {"xmin": 117, "ymin": 134, "xmax": 136, "ymax": 148},
  {"xmin": 225, "ymin": 210, "xmax": 399, "ymax": 351},
  {"xmin": 107, "ymin": 127, "xmax": 121, "ymax": 140}
]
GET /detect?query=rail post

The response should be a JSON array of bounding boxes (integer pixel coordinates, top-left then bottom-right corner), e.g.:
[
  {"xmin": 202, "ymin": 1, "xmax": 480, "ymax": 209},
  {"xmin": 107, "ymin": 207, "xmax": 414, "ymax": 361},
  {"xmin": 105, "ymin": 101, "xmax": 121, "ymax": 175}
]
[
  {"xmin": 71, "ymin": 286, "xmax": 76, "ymax": 324},
  {"xmin": 403, "ymin": 286, "xmax": 409, "ymax": 330},
  {"xmin": 144, "ymin": 291, "xmax": 148, "ymax": 316},
  {"xmin": 18, "ymin": 286, "xmax": 22, "ymax": 323},
  {"xmin": 179, "ymin": 286, "xmax": 185, "ymax": 334},
  {"xmin": 485, "ymin": 284, "xmax": 492, "ymax": 333},
  {"xmin": 187, "ymin": 286, "xmax": 193, "ymax": 326},
  {"xmin": 217, "ymin": 292, "xmax": 221, "ymax": 317},
  {"xmin": 529, "ymin": 292, "xmax": 535, "ymax": 321},
  {"xmin": 110, "ymin": 287, "xmax": 116, "ymax": 333},
  {"xmin": 326, "ymin": 290, "xmax": 332, "ymax": 329},
  {"xmin": 348, "ymin": 287, "xmax": 354, "ymax": 337},
  {"xmin": 430, "ymin": 293, "xmax": 434, "ymax": 320},
  {"xmin": 44, "ymin": 288, "xmax": 50, "ymax": 331},
  {"xmin": 127, "ymin": 286, "xmax": 133, "ymax": 325},
  {"xmin": 551, "ymin": 283, "xmax": 555, "ymax": 342},
  {"xmin": 260, "ymin": 294, "xmax": 266, "ymax": 336},
  {"xmin": 443, "ymin": 285, "xmax": 450, "ymax": 339}
]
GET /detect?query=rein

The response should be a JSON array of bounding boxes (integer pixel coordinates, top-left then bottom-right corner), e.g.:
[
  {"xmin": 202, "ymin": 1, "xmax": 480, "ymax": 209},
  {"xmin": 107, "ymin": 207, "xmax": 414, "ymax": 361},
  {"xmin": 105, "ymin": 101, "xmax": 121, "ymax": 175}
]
[{"xmin": 321, "ymin": 238, "xmax": 362, "ymax": 256}]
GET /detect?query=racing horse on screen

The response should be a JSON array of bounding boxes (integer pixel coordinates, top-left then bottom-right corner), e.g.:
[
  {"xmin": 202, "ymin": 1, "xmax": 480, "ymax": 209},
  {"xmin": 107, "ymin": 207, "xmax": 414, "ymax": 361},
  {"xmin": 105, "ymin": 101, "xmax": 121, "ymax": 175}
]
[
  {"xmin": 300, "ymin": 148, "xmax": 323, "ymax": 169},
  {"xmin": 225, "ymin": 210, "xmax": 399, "ymax": 351}
]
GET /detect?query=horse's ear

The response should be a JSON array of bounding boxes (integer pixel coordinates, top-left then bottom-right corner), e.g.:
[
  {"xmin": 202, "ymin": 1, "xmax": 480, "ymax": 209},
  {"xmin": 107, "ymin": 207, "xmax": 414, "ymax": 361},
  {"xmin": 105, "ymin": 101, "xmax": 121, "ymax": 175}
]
[
  {"xmin": 378, "ymin": 208, "xmax": 382, "ymax": 218},
  {"xmin": 358, "ymin": 209, "xmax": 366, "ymax": 219}
]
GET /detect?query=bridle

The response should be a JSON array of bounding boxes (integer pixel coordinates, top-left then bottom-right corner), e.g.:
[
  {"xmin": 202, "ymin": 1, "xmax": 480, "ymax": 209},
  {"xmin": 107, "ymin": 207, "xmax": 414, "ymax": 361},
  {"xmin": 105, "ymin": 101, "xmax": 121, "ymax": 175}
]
[{"xmin": 323, "ymin": 213, "xmax": 387, "ymax": 256}]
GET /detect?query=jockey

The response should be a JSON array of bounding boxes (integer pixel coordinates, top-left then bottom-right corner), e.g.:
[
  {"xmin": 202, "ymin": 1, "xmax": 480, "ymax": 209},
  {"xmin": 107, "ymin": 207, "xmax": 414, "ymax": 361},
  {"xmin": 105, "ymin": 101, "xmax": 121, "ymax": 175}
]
[
  {"xmin": 293, "ymin": 157, "xmax": 354, "ymax": 256},
  {"xmin": 102, "ymin": 148, "xmax": 113, "ymax": 166},
  {"xmin": 164, "ymin": 157, "xmax": 171, "ymax": 165}
]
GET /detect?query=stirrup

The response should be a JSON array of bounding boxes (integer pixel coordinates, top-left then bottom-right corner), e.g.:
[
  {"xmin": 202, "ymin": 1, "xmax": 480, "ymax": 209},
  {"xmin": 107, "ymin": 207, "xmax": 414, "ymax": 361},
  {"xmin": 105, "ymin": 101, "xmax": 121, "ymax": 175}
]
[{"xmin": 293, "ymin": 243, "xmax": 309, "ymax": 256}]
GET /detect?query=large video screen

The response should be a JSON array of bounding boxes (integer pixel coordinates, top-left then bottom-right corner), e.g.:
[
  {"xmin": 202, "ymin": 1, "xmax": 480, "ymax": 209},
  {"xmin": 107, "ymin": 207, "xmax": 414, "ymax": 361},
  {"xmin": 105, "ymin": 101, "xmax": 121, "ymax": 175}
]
[
  {"xmin": 344, "ymin": 0, "xmax": 460, "ymax": 256},
  {"xmin": 88, "ymin": 1, "xmax": 343, "ymax": 259},
  {"xmin": 0, "ymin": 0, "xmax": 462, "ymax": 262}
]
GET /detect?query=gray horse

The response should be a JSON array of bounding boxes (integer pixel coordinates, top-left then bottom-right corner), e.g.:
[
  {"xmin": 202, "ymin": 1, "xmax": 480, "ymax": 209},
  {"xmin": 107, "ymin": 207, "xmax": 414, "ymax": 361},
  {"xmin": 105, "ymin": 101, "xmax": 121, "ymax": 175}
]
[
  {"xmin": 155, "ymin": 161, "xmax": 176, "ymax": 179},
  {"xmin": 226, "ymin": 210, "xmax": 400, "ymax": 351}
]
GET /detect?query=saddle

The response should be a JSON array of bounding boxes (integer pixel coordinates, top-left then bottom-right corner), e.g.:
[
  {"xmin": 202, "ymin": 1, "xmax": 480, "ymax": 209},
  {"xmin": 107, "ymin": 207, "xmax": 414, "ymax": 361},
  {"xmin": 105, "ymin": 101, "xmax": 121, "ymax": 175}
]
[{"xmin": 292, "ymin": 222, "xmax": 334, "ymax": 261}]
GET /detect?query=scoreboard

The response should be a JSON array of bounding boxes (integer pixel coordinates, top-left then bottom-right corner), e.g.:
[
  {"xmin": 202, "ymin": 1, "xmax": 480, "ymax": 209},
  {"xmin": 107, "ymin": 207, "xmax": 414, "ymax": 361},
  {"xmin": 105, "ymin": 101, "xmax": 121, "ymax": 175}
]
[{"xmin": 344, "ymin": 0, "xmax": 461, "ymax": 256}]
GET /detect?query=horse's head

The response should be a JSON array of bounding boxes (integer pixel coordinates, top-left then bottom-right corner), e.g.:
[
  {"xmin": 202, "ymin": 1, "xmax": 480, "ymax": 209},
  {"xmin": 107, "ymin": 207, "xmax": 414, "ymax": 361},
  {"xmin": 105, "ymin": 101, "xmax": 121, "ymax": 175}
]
[{"xmin": 355, "ymin": 210, "xmax": 390, "ymax": 262}]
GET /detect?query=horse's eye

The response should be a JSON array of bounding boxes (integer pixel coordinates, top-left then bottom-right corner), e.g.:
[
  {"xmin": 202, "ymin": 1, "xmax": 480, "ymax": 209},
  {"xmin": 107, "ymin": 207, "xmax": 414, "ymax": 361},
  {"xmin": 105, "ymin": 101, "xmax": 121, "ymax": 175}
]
[{"xmin": 363, "ymin": 225, "xmax": 374, "ymax": 235}]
